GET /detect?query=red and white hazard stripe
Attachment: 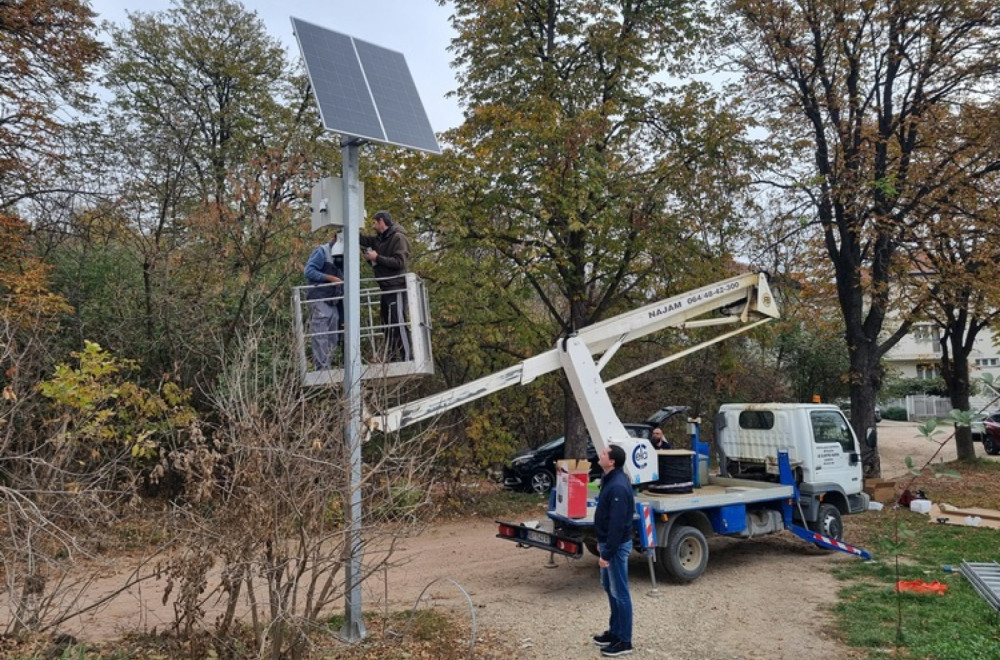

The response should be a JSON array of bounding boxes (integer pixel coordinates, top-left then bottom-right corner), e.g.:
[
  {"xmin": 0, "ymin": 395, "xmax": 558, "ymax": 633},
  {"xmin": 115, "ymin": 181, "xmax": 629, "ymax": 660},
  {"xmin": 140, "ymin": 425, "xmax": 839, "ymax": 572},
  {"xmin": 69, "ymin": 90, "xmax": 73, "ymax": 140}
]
[
  {"xmin": 812, "ymin": 532, "xmax": 864, "ymax": 556},
  {"xmin": 638, "ymin": 502, "xmax": 657, "ymax": 550}
]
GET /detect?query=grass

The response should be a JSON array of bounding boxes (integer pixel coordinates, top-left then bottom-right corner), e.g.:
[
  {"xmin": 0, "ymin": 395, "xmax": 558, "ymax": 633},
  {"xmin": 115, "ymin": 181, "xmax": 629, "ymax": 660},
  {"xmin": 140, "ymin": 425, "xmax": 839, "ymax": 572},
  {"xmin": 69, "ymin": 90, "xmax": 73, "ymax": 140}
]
[{"xmin": 834, "ymin": 459, "xmax": 1000, "ymax": 659}]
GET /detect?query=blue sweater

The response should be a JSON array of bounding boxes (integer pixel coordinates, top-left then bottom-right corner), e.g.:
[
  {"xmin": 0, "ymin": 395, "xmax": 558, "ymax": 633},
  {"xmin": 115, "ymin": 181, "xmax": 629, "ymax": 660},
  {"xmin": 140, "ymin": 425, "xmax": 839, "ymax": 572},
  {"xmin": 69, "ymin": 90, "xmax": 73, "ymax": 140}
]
[
  {"xmin": 303, "ymin": 241, "xmax": 343, "ymax": 302},
  {"xmin": 593, "ymin": 467, "xmax": 634, "ymax": 561}
]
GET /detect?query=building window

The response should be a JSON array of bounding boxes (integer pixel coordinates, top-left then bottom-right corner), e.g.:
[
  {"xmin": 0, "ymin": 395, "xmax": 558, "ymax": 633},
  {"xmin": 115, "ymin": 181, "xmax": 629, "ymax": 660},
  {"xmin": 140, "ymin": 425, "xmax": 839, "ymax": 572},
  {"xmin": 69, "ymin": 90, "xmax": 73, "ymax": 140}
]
[
  {"xmin": 916, "ymin": 363, "xmax": 940, "ymax": 380},
  {"xmin": 975, "ymin": 358, "xmax": 999, "ymax": 367},
  {"xmin": 913, "ymin": 324, "xmax": 941, "ymax": 343}
]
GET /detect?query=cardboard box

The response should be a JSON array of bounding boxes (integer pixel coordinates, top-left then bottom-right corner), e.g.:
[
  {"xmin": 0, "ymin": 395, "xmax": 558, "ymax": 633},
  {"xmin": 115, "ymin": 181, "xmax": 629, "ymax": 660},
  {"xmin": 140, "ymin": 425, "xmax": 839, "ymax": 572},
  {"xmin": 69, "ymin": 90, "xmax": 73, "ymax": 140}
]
[
  {"xmin": 864, "ymin": 478, "xmax": 896, "ymax": 502},
  {"xmin": 928, "ymin": 503, "xmax": 1000, "ymax": 529},
  {"xmin": 555, "ymin": 459, "xmax": 589, "ymax": 518}
]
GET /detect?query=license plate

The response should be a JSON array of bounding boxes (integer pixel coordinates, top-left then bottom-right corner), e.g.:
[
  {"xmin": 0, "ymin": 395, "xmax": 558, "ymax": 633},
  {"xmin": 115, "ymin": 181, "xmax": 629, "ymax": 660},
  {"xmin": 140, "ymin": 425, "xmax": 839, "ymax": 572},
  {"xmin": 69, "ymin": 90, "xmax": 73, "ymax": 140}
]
[{"xmin": 525, "ymin": 529, "xmax": 550, "ymax": 544}]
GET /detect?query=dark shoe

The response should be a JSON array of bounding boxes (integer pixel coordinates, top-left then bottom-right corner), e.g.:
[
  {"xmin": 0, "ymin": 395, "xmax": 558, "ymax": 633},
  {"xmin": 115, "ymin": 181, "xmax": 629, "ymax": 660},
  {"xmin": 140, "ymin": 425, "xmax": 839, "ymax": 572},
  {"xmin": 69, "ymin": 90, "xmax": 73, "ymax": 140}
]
[
  {"xmin": 601, "ymin": 640, "xmax": 633, "ymax": 657},
  {"xmin": 592, "ymin": 631, "xmax": 616, "ymax": 646}
]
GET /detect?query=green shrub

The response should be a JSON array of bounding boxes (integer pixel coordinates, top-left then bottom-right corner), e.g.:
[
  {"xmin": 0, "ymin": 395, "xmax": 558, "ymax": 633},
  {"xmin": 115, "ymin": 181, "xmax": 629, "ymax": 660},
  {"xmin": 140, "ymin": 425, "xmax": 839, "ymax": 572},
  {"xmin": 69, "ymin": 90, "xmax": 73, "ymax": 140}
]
[{"xmin": 882, "ymin": 406, "xmax": 908, "ymax": 421}]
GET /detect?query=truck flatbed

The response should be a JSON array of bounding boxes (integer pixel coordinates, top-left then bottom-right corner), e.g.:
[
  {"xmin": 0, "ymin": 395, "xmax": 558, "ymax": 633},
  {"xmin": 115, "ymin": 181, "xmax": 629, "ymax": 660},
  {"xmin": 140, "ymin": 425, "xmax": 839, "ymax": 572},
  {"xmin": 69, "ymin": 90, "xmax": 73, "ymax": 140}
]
[{"xmin": 547, "ymin": 476, "xmax": 795, "ymax": 526}]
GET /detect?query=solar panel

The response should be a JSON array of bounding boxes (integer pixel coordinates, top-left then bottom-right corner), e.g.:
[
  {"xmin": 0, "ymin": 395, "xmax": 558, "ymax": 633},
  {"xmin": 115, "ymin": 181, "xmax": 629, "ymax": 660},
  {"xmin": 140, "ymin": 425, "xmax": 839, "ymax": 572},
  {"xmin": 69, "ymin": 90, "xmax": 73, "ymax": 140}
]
[{"xmin": 291, "ymin": 17, "xmax": 441, "ymax": 154}]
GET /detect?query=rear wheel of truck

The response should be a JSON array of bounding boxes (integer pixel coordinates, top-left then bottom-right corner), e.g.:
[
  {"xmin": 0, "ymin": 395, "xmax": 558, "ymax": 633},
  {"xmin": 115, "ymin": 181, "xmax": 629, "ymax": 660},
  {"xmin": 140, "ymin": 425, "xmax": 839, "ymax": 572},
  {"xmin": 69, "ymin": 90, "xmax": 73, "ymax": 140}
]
[
  {"xmin": 657, "ymin": 525, "xmax": 708, "ymax": 583},
  {"xmin": 809, "ymin": 503, "xmax": 843, "ymax": 540},
  {"xmin": 584, "ymin": 537, "xmax": 599, "ymax": 557}
]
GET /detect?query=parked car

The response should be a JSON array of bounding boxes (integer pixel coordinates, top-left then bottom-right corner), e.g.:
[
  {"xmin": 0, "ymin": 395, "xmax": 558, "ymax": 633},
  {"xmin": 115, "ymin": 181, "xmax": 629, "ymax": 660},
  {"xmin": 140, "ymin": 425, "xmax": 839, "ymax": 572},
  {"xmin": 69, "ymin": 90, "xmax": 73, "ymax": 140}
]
[
  {"xmin": 836, "ymin": 400, "xmax": 881, "ymax": 422},
  {"xmin": 501, "ymin": 406, "xmax": 690, "ymax": 494},
  {"xmin": 971, "ymin": 411, "xmax": 1000, "ymax": 455}
]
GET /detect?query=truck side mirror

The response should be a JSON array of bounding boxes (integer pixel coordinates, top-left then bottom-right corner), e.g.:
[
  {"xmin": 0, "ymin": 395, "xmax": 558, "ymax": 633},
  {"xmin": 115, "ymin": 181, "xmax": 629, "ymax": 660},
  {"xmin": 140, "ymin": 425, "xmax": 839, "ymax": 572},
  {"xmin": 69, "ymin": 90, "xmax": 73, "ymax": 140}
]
[{"xmin": 865, "ymin": 427, "xmax": 877, "ymax": 449}]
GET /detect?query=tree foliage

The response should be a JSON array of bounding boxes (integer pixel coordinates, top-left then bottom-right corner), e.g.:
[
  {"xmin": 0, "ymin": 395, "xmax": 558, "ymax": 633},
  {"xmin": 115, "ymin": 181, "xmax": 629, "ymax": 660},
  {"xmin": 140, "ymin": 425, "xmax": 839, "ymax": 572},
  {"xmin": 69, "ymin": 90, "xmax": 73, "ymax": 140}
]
[
  {"xmin": 0, "ymin": 0, "xmax": 105, "ymax": 207},
  {"xmin": 896, "ymin": 174, "xmax": 1000, "ymax": 459},
  {"xmin": 86, "ymin": 0, "xmax": 332, "ymax": 388},
  {"xmin": 724, "ymin": 0, "xmax": 1000, "ymax": 476},
  {"xmin": 421, "ymin": 0, "xmax": 759, "ymax": 458},
  {"xmin": 38, "ymin": 340, "xmax": 197, "ymax": 461}
]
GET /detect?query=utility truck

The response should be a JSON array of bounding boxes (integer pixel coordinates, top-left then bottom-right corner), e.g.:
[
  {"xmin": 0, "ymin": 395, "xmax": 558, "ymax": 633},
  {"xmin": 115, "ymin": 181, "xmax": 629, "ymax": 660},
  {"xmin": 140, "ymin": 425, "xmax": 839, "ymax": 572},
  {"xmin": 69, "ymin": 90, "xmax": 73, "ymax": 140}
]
[
  {"xmin": 363, "ymin": 272, "xmax": 871, "ymax": 582},
  {"xmin": 497, "ymin": 403, "xmax": 872, "ymax": 583}
]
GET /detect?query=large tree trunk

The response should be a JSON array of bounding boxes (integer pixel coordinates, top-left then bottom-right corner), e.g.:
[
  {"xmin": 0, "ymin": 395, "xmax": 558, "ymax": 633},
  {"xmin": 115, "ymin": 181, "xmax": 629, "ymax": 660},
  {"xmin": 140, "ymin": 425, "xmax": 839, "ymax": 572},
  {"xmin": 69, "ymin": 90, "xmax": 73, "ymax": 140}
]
[
  {"xmin": 943, "ymin": 326, "xmax": 978, "ymax": 462},
  {"xmin": 563, "ymin": 383, "xmax": 588, "ymax": 461},
  {"xmin": 563, "ymin": 293, "xmax": 591, "ymax": 461},
  {"xmin": 847, "ymin": 332, "xmax": 882, "ymax": 478}
]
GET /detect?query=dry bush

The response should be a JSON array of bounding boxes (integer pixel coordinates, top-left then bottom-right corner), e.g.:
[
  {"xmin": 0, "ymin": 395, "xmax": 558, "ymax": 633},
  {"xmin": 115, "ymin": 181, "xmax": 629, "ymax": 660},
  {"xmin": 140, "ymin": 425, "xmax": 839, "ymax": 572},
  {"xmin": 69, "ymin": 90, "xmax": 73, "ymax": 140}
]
[
  {"xmin": 151, "ymin": 324, "xmax": 449, "ymax": 660},
  {"xmin": 1, "ymin": 292, "xmax": 450, "ymax": 660}
]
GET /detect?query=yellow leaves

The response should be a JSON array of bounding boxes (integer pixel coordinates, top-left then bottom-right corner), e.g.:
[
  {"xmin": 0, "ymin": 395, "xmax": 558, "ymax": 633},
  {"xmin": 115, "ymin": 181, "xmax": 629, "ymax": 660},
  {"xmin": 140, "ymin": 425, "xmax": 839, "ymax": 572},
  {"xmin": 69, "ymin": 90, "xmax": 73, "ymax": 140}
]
[
  {"xmin": 2, "ymin": 385, "xmax": 15, "ymax": 402},
  {"xmin": 39, "ymin": 340, "xmax": 199, "ymax": 463}
]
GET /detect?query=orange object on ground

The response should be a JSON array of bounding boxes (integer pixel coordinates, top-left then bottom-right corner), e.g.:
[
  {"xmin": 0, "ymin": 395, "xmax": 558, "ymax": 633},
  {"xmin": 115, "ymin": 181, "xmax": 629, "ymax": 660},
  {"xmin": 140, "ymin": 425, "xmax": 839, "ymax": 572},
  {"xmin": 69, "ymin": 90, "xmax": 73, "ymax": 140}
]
[{"xmin": 896, "ymin": 580, "xmax": 948, "ymax": 594}]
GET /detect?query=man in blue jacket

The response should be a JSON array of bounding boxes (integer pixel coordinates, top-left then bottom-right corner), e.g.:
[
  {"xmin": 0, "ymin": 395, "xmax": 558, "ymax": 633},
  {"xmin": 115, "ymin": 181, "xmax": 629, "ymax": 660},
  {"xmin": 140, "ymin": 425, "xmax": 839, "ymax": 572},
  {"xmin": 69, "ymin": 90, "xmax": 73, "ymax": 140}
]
[
  {"xmin": 303, "ymin": 232, "xmax": 344, "ymax": 370},
  {"xmin": 592, "ymin": 444, "xmax": 635, "ymax": 657}
]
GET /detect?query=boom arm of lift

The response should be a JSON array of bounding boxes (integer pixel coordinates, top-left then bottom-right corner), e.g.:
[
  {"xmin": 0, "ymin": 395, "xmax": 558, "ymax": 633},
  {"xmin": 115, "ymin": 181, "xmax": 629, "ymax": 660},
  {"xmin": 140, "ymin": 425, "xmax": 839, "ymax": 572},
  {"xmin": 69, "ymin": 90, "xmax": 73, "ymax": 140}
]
[{"xmin": 368, "ymin": 272, "xmax": 780, "ymax": 438}]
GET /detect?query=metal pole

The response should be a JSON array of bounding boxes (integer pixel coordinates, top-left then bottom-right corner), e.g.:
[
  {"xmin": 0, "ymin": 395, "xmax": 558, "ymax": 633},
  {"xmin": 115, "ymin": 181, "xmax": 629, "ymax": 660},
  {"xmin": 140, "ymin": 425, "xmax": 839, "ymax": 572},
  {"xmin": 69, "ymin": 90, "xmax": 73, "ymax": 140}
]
[{"xmin": 340, "ymin": 140, "xmax": 366, "ymax": 641}]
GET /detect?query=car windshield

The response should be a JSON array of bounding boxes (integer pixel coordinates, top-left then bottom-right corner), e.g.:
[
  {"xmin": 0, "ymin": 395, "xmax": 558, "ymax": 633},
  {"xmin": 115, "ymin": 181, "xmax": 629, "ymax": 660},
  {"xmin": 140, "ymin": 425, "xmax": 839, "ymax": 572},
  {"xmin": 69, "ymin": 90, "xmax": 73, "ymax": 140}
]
[{"xmin": 536, "ymin": 437, "xmax": 564, "ymax": 451}]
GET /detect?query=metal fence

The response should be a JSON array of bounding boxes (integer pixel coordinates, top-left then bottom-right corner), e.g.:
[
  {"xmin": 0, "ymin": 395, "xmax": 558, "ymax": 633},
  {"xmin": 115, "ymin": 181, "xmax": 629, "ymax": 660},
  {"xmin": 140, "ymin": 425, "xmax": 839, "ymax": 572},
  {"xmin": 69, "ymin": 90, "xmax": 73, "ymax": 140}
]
[{"xmin": 882, "ymin": 395, "xmax": 997, "ymax": 421}]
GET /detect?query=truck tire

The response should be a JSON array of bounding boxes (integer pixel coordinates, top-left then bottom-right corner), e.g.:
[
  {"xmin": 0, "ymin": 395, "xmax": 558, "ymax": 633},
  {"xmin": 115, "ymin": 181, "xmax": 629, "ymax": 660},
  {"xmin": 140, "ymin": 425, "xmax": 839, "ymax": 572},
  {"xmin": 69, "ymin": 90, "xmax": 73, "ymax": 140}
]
[
  {"xmin": 809, "ymin": 503, "xmax": 843, "ymax": 540},
  {"xmin": 584, "ymin": 537, "xmax": 599, "ymax": 557},
  {"xmin": 984, "ymin": 435, "xmax": 999, "ymax": 455},
  {"xmin": 657, "ymin": 525, "xmax": 709, "ymax": 583},
  {"xmin": 529, "ymin": 469, "xmax": 555, "ymax": 495}
]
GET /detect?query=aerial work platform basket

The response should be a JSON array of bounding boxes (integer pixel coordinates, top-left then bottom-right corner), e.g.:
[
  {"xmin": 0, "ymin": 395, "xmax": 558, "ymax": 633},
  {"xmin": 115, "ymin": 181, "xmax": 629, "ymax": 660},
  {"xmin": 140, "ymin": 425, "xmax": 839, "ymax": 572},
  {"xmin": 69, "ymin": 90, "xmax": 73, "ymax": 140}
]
[{"xmin": 292, "ymin": 272, "xmax": 433, "ymax": 387}]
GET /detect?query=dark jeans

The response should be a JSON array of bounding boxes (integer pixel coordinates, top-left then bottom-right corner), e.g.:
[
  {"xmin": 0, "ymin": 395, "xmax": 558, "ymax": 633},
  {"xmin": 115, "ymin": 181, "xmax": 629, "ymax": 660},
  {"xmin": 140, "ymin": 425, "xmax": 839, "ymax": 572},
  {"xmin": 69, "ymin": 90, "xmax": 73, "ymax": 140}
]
[
  {"xmin": 598, "ymin": 540, "xmax": 633, "ymax": 644},
  {"xmin": 380, "ymin": 289, "xmax": 410, "ymax": 362}
]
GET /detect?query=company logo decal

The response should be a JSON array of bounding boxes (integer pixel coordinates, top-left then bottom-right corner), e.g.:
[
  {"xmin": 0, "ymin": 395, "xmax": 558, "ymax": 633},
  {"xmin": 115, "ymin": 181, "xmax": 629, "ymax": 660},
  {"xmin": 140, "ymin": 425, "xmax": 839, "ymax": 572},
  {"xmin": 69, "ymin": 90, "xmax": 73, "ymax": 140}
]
[{"xmin": 632, "ymin": 444, "xmax": 648, "ymax": 470}]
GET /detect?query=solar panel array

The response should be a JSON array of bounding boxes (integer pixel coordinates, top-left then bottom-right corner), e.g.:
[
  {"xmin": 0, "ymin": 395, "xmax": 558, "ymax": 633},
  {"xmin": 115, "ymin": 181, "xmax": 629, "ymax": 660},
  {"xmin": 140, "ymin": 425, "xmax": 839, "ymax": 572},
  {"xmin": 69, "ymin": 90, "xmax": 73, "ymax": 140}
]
[{"xmin": 292, "ymin": 17, "xmax": 441, "ymax": 154}]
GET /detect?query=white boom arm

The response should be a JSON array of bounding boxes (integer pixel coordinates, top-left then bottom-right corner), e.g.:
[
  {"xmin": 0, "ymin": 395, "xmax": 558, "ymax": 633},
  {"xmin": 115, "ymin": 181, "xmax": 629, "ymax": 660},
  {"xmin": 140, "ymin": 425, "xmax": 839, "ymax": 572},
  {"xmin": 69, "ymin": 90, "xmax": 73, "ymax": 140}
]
[{"xmin": 369, "ymin": 272, "xmax": 779, "ymax": 435}]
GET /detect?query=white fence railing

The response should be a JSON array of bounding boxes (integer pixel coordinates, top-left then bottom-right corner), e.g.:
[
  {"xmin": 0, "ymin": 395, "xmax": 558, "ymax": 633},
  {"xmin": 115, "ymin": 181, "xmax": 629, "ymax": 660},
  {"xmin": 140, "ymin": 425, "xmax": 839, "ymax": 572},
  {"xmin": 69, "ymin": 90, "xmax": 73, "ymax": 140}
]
[{"xmin": 882, "ymin": 395, "xmax": 998, "ymax": 421}]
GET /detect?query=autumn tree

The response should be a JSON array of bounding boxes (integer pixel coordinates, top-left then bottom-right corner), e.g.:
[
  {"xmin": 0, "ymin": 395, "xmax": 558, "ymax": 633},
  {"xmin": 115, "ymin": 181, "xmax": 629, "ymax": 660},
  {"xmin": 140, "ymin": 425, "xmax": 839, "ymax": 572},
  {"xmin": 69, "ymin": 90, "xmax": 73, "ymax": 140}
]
[
  {"xmin": 414, "ymin": 0, "xmax": 759, "ymax": 459},
  {"xmin": 899, "ymin": 139, "xmax": 1000, "ymax": 460},
  {"xmin": 0, "ymin": 0, "xmax": 105, "ymax": 207},
  {"xmin": 723, "ymin": 0, "xmax": 1000, "ymax": 475},
  {"xmin": 88, "ymin": 0, "xmax": 331, "ymax": 387}
]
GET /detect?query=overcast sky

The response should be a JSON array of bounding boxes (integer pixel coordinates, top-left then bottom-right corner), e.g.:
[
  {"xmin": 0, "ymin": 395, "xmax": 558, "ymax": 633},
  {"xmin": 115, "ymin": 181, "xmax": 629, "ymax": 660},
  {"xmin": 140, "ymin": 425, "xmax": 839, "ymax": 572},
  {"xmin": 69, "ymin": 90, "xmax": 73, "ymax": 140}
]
[{"xmin": 88, "ymin": 0, "xmax": 463, "ymax": 132}]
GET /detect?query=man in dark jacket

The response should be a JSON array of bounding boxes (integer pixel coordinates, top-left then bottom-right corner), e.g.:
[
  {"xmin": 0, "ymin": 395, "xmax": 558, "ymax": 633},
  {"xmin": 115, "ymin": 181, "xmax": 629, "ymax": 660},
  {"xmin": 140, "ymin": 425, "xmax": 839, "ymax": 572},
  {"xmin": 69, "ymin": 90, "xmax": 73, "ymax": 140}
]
[
  {"xmin": 592, "ymin": 444, "xmax": 635, "ymax": 657},
  {"xmin": 360, "ymin": 210, "xmax": 411, "ymax": 361},
  {"xmin": 650, "ymin": 427, "xmax": 672, "ymax": 450}
]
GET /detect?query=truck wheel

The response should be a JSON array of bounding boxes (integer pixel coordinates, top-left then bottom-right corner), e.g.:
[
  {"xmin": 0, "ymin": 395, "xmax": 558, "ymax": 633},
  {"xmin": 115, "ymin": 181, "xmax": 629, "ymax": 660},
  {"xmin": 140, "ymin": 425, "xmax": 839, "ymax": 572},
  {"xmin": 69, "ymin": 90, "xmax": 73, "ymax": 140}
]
[
  {"xmin": 529, "ymin": 469, "xmax": 555, "ymax": 495},
  {"xmin": 584, "ymin": 537, "xmax": 599, "ymax": 557},
  {"xmin": 809, "ymin": 503, "xmax": 843, "ymax": 540},
  {"xmin": 657, "ymin": 525, "xmax": 709, "ymax": 583},
  {"xmin": 984, "ymin": 435, "xmax": 999, "ymax": 455}
]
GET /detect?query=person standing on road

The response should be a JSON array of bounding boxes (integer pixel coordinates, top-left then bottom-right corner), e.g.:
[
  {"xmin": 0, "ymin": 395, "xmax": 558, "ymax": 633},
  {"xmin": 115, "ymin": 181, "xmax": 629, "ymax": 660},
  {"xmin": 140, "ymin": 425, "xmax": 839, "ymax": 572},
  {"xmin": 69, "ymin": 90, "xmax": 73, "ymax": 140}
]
[
  {"xmin": 303, "ymin": 232, "xmax": 344, "ymax": 370},
  {"xmin": 591, "ymin": 444, "xmax": 635, "ymax": 657},
  {"xmin": 359, "ymin": 210, "xmax": 411, "ymax": 361}
]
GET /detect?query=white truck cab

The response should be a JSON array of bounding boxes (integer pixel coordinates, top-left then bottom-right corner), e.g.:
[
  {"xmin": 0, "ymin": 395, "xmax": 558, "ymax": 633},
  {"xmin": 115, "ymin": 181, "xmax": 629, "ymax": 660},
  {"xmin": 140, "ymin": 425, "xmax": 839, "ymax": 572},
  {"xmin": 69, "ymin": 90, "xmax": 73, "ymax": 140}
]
[{"xmin": 716, "ymin": 403, "xmax": 871, "ymax": 533}]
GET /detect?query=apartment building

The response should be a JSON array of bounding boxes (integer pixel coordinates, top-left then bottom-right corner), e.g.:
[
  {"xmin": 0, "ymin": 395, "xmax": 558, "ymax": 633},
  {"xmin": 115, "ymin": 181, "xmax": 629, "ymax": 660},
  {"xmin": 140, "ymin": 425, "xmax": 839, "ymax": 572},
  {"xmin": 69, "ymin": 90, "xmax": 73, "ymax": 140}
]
[{"xmin": 883, "ymin": 322, "xmax": 1000, "ymax": 382}]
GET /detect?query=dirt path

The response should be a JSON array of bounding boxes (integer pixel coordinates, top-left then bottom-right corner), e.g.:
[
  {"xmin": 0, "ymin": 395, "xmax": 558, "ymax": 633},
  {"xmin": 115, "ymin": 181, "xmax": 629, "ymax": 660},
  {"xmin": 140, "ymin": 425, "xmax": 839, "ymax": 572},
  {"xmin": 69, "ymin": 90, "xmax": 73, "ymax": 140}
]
[
  {"xmin": 363, "ymin": 517, "xmax": 863, "ymax": 659},
  {"xmin": 16, "ymin": 422, "xmax": 999, "ymax": 658}
]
